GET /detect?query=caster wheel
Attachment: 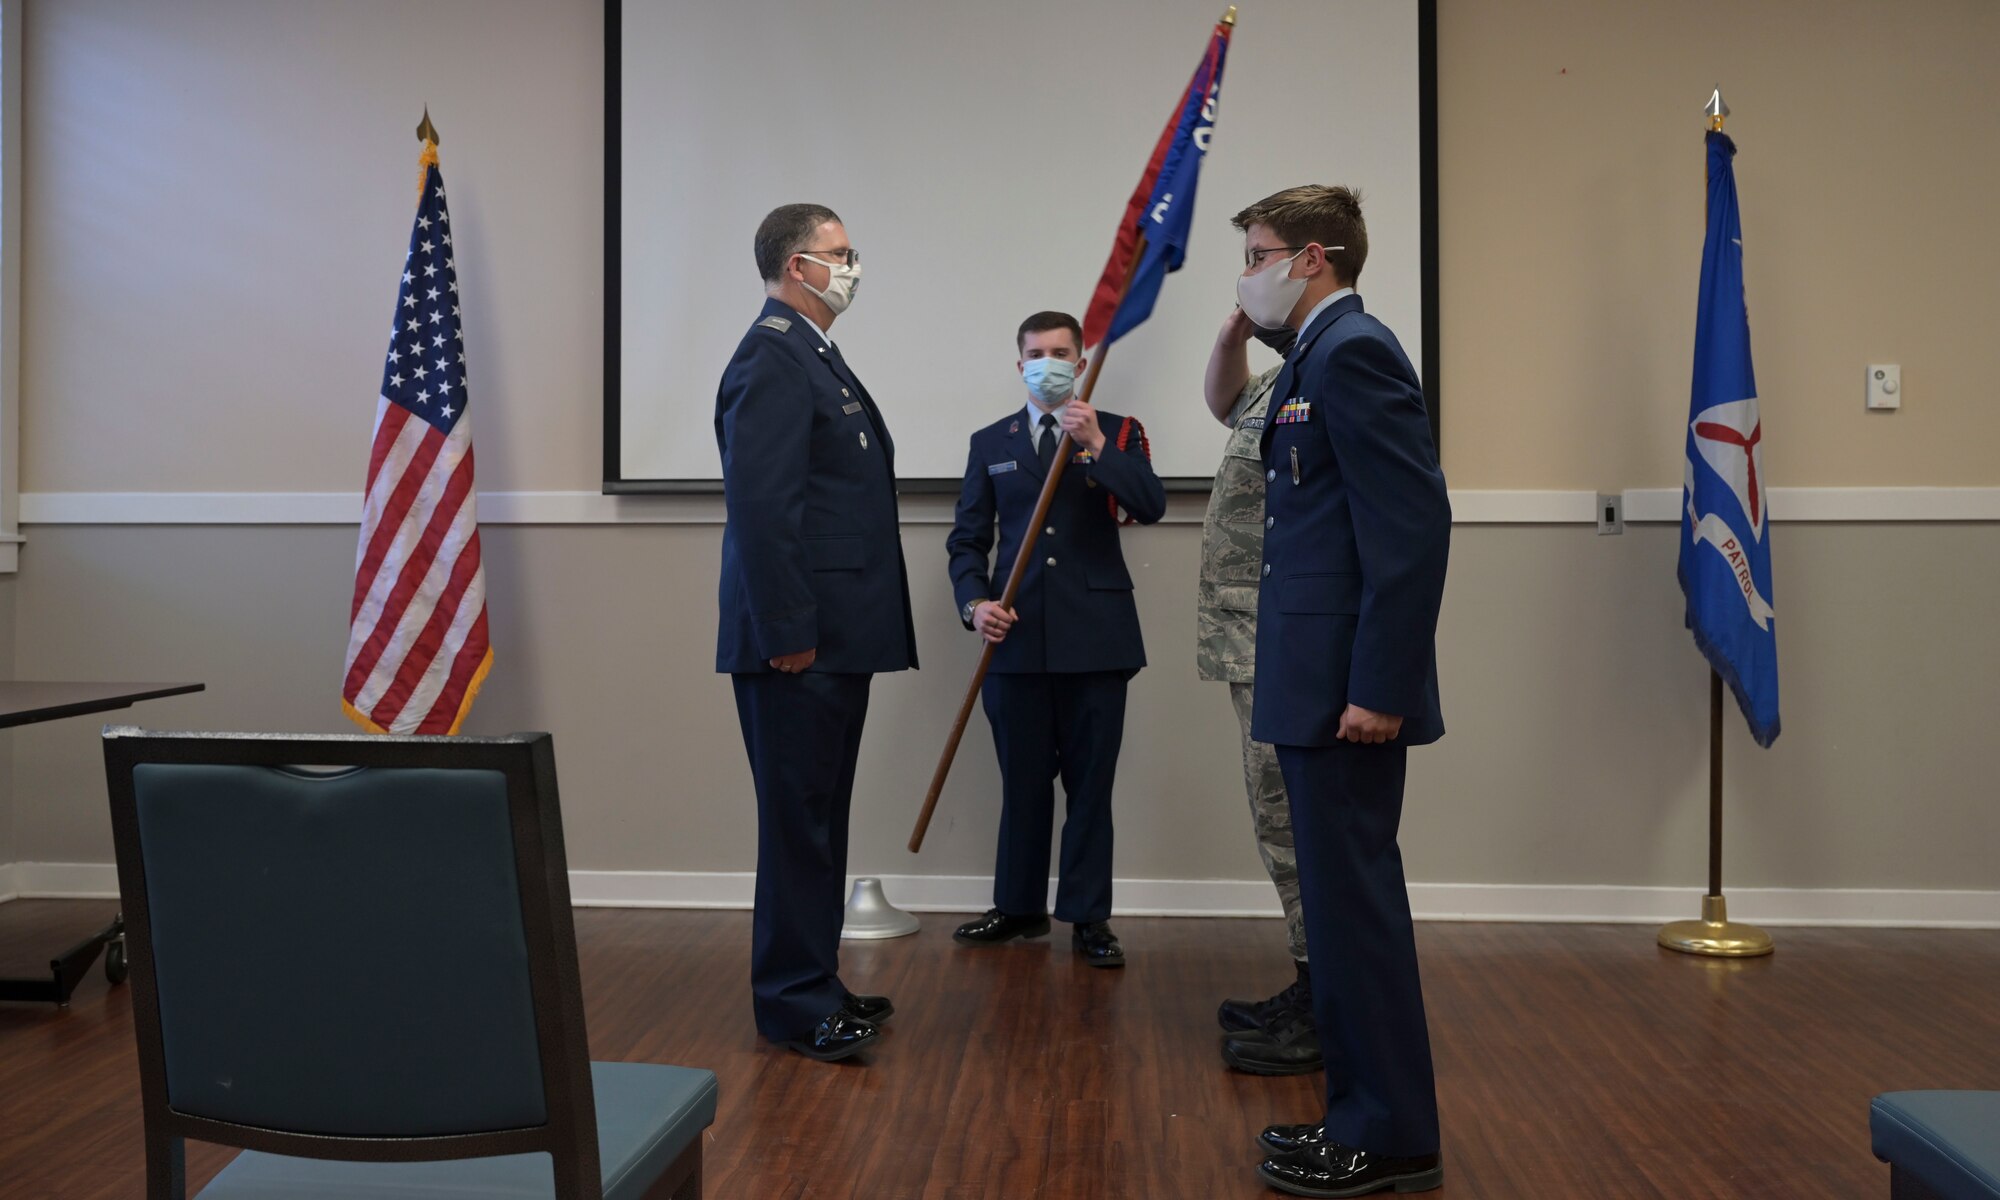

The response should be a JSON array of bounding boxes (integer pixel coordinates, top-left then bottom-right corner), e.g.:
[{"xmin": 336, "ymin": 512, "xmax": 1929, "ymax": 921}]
[{"xmin": 106, "ymin": 939, "xmax": 129, "ymax": 986}]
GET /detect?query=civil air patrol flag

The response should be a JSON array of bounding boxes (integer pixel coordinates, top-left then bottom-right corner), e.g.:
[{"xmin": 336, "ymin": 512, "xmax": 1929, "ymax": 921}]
[
  {"xmin": 1679, "ymin": 129, "xmax": 1780, "ymax": 747},
  {"xmin": 1081, "ymin": 12, "xmax": 1233, "ymax": 350}
]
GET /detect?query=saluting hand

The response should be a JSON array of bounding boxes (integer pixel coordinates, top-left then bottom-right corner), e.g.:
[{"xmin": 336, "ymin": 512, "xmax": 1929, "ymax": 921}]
[
  {"xmin": 1060, "ymin": 399, "xmax": 1107, "ymax": 455},
  {"xmin": 1336, "ymin": 704, "xmax": 1403, "ymax": 744},
  {"xmin": 973, "ymin": 602, "xmax": 1017, "ymax": 645}
]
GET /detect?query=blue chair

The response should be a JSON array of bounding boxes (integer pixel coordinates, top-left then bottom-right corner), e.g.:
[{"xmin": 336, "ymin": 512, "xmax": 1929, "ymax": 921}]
[
  {"xmin": 101, "ymin": 728, "xmax": 718, "ymax": 1200},
  {"xmin": 1871, "ymin": 1091, "xmax": 2000, "ymax": 1200}
]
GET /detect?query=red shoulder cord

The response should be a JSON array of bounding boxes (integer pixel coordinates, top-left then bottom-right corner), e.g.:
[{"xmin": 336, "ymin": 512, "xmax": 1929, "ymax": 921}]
[{"xmin": 1105, "ymin": 416, "xmax": 1150, "ymax": 525}]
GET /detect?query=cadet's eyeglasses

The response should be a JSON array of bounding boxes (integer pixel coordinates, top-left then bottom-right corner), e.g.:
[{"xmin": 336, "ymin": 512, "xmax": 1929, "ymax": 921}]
[
  {"xmin": 799, "ymin": 248, "xmax": 860, "ymax": 267},
  {"xmin": 1243, "ymin": 244, "xmax": 1343, "ymax": 268}
]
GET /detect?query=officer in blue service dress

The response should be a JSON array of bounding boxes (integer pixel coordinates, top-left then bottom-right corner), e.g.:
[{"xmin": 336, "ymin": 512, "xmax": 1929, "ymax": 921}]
[
  {"xmin": 946, "ymin": 311, "xmax": 1167, "ymax": 967},
  {"xmin": 1228, "ymin": 187, "xmax": 1451, "ymax": 1197},
  {"xmin": 715, "ymin": 204, "xmax": 918, "ymax": 1062}
]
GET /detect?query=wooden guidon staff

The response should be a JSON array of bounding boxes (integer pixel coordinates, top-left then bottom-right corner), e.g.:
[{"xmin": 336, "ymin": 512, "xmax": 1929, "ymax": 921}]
[{"xmin": 907, "ymin": 234, "xmax": 1150, "ymax": 852}]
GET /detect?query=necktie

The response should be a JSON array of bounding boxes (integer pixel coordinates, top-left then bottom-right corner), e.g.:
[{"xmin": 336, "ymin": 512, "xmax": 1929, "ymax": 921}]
[{"xmin": 1038, "ymin": 412, "xmax": 1058, "ymax": 472}]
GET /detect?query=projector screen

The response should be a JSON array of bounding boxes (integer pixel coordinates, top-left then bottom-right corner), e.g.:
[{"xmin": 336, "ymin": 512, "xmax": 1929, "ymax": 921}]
[{"xmin": 606, "ymin": 0, "xmax": 1437, "ymax": 490}]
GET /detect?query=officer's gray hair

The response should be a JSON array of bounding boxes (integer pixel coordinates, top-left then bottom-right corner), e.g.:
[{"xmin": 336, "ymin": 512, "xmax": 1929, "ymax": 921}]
[{"xmin": 755, "ymin": 203, "xmax": 843, "ymax": 284}]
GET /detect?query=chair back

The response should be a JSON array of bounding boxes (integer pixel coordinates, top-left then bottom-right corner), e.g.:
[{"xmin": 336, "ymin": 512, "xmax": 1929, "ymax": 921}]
[{"xmin": 101, "ymin": 728, "xmax": 601, "ymax": 1198}]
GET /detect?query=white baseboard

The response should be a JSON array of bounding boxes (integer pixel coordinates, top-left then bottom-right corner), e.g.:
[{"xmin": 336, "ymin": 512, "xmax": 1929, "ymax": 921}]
[{"xmin": 5, "ymin": 863, "xmax": 1988, "ymax": 928}]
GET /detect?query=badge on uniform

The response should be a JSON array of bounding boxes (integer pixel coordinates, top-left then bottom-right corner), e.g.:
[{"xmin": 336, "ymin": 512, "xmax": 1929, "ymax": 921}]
[
  {"xmin": 1070, "ymin": 449, "xmax": 1095, "ymax": 465},
  {"xmin": 859, "ymin": 431, "xmax": 869, "ymax": 449},
  {"xmin": 987, "ymin": 461, "xmax": 1018, "ymax": 475},
  {"xmin": 1274, "ymin": 397, "xmax": 1313, "ymax": 425},
  {"xmin": 842, "ymin": 401, "xmax": 863, "ymax": 415},
  {"xmin": 756, "ymin": 315, "xmax": 791, "ymax": 332},
  {"xmin": 1241, "ymin": 415, "xmax": 1267, "ymax": 431},
  {"xmin": 1008, "ymin": 420, "xmax": 1021, "ymax": 434}
]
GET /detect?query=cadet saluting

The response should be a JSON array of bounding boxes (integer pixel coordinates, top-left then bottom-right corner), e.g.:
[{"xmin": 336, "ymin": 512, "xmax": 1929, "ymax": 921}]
[
  {"xmin": 715, "ymin": 204, "xmax": 918, "ymax": 1062},
  {"xmin": 946, "ymin": 311, "xmax": 1166, "ymax": 967}
]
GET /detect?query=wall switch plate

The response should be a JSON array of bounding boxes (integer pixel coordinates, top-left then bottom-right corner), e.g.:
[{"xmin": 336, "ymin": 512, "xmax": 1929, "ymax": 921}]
[
  {"xmin": 1867, "ymin": 364, "xmax": 1901, "ymax": 410},
  {"xmin": 1596, "ymin": 492, "xmax": 1624, "ymax": 535}
]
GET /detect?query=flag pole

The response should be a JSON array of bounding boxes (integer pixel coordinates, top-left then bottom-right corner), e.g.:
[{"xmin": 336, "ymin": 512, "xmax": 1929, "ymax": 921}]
[
  {"xmin": 1660, "ymin": 88, "xmax": 1773, "ymax": 958},
  {"xmin": 907, "ymin": 232, "xmax": 1152, "ymax": 853}
]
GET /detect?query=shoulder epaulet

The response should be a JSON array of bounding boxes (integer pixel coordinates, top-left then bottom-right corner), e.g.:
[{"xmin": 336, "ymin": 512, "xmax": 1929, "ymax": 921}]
[{"xmin": 756, "ymin": 315, "xmax": 792, "ymax": 333}]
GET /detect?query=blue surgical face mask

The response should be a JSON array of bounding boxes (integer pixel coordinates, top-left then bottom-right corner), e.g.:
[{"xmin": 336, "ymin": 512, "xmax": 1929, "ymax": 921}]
[{"xmin": 1020, "ymin": 357, "xmax": 1077, "ymax": 407}]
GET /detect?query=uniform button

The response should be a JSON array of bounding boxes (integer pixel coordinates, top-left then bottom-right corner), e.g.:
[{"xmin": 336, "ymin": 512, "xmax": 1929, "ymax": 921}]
[
  {"xmin": 842, "ymin": 388, "xmax": 850, "ymax": 396},
  {"xmin": 1265, "ymin": 516, "xmax": 1275, "ymax": 529},
  {"xmin": 1266, "ymin": 468, "xmax": 1276, "ymax": 482},
  {"xmin": 1046, "ymin": 557, "xmax": 1058, "ymax": 567},
  {"xmin": 1045, "ymin": 526, "xmax": 1056, "ymax": 536},
  {"xmin": 1263, "ymin": 564, "xmax": 1272, "ymax": 577}
]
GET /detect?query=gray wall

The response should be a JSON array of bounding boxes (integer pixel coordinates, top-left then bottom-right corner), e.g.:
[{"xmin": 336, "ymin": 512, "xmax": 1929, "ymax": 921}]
[{"xmin": 11, "ymin": 518, "xmax": 1999, "ymax": 891}]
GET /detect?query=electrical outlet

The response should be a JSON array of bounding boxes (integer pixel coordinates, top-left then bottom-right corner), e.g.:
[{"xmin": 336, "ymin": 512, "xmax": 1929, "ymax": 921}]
[
  {"xmin": 1867, "ymin": 364, "xmax": 1901, "ymax": 410},
  {"xmin": 1596, "ymin": 492, "xmax": 1624, "ymax": 536}
]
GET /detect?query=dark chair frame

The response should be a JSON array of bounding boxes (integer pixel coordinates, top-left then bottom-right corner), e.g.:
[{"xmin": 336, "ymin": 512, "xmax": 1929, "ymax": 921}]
[{"xmin": 101, "ymin": 727, "xmax": 700, "ymax": 1200}]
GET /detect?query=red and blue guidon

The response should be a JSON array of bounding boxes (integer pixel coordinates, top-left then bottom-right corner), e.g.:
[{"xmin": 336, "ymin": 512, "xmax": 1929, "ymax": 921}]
[
  {"xmin": 1679, "ymin": 129, "xmax": 1780, "ymax": 746},
  {"xmin": 1081, "ymin": 13, "xmax": 1233, "ymax": 351}
]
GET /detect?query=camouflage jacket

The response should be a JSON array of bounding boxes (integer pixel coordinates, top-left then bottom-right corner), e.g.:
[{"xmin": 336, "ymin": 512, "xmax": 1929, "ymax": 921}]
[{"xmin": 1196, "ymin": 365, "xmax": 1282, "ymax": 682}]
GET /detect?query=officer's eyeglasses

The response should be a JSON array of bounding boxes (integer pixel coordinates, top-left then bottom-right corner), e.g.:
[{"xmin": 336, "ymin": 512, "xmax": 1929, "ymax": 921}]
[{"xmin": 799, "ymin": 248, "xmax": 860, "ymax": 267}]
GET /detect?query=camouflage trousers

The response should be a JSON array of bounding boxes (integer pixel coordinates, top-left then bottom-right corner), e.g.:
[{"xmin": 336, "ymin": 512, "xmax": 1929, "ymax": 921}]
[{"xmin": 1230, "ymin": 682, "xmax": 1307, "ymax": 961}]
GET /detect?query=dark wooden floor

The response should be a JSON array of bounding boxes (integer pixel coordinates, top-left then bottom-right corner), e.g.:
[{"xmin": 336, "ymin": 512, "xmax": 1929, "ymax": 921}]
[{"xmin": 3, "ymin": 900, "xmax": 1996, "ymax": 1198}]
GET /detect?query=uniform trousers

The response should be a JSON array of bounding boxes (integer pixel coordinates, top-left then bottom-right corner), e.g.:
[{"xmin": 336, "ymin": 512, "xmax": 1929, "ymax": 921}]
[
  {"xmin": 732, "ymin": 670, "xmax": 871, "ymax": 1042},
  {"xmin": 1276, "ymin": 739, "xmax": 1439, "ymax": 1157},
  {"xmin": 981, "ymin": 670, "xmax": 1127, "ymax": 925},
  {"xmin": 1230, "ymin": 681, "xmax": 1307, "ymax": 961}
]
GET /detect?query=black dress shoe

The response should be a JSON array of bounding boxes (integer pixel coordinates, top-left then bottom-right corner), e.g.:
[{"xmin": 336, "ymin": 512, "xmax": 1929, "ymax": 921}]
[
  {"xmin": 1258, "ymin": 1121, "xmax": 1331, "ymax": 1155},
  {"xmin": 1223, "ymin": 1011, "xmax": 1322, "ymax": 1075},
  {"xmin": 1258, "ymin": 1144, "xmax": 1442, "ymax": 1197},
  {"xmin": 1072, "ymin": 921, "xmax": 1125, "ymax": 968},
  {"xmin": 954, "ymin": 908, "xmax": 1052, "ymax": 945},
  {"xmin": 1219, "ymin": 958, "xmax": 1312, "ymax": 1033},
  {"xmin": 778, "ymin": 1010, "xmax": 879, "ymax": 1062},
  {"xmin": 842, "ymin": 992, "xmax": 894, "ymax": 1023}
]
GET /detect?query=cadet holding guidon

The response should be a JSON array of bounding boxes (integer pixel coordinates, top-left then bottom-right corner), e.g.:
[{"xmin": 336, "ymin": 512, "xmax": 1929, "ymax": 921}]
[
  {"xmin": 715, "ymin": 204, "xmax": 918, "ymax": 1063},
  {"xmin": 947, "ymin": 311, "xmax": 1166, "ymax": 967},
  {"xmin": 1197, "ymin": 304, "xmax": 1326, "ymax": 1078},
  {"xmin": 1230, "ymin": 186, "xmax": 1450, "ymax": 1198}
]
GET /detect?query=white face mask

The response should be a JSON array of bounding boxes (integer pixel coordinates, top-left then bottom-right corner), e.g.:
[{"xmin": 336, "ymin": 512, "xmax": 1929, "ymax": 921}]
[
  {"xmin": 1235, "ymin": 249, "xmax": 1309, "ymax": 330},
  {"xmin": 797, "ymin": 254, "xmax": 861, "ymax": 316}
]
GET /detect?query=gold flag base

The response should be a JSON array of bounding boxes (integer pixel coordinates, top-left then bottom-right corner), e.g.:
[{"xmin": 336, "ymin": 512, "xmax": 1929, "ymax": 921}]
[{"xmin": 1658, "ymin": 894, "xmax": 1774, "ymax": 957}]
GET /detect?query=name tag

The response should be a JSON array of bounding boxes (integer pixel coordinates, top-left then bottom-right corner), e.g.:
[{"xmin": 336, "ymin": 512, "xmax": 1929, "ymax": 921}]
[
  {"xmin": 1273, "ymin": 397, "xmax": 1313, "ymax": 425},
  {"xmin": 987, "ymin": 461, "xmax": 1019, "ymax": 475},
  {"xmin": 1240, "ymin": 416, "xmax": 1267, "ymax": 431},
  {"xmin": 842, "ymin": 401, "xmax": 863, "ymax": 415}
]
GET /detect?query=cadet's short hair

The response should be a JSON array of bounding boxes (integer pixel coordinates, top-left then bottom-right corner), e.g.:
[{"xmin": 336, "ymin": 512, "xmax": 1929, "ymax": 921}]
[
  {"xmin": 755, "ymin": 203, "xmax": 842, "ymax": 284},
  {"xmin": 1231, "ymin": 185, "xmax": 1368, "ymax": 286},
  {"xmin": 1016, "ymin": 310, "xmax": 1083, "ymax": 355}
]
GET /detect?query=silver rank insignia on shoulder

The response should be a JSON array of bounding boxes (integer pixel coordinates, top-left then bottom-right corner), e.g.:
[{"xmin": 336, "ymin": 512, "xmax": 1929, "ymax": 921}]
[
  {"xmin": 756, "ymin": 315, "xmax": 791, "ymax": 332},
  {"xmin": 859, "ymin": 431, "xmax": 869, "ymax": 449}
]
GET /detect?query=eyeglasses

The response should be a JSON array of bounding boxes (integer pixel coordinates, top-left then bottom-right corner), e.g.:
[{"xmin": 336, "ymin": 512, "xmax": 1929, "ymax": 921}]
[
  {"xmin": 797, "ymin": 247, "xmax": 860, "ymax": 267},
  {"xmin": 1244, "ymin": 244, "xmax": 1344, "ymax": 268}
]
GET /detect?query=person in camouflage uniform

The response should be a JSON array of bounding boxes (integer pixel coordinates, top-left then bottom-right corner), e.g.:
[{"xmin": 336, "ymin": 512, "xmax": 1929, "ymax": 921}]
[{"xmin": 1198, "ymin": 307, "xmax": 1322, "ymax": 1075}]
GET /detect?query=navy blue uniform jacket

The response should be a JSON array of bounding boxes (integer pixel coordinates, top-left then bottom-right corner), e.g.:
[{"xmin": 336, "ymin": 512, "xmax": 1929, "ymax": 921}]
[
  {"xmin": 715, "ymin": 297, "xmax": 918, "ymax": 675},
  {"xmin": 947, "ymin": 409, "xmax": 1166, "ymax": 674},
  {"xmin": 1253, "ymin": 294, "xmax": 1449, "ymax": 746}
]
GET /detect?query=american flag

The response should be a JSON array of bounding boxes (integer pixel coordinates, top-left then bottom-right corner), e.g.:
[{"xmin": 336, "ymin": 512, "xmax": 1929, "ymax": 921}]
[{"xmin": 341, "ymin": 145, "xmax": 492, "ymax": 735}]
